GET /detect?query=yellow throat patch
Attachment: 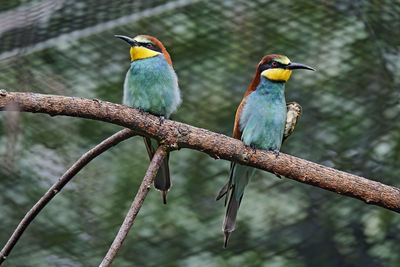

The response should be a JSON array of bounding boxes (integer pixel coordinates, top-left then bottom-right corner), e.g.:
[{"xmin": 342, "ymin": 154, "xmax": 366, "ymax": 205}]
[
  {"xmin": 130, "ymin": 46, "xmax": 160, "ymax": 62},
  {"xmin": 261, "ymin": 68, "xmax": 292, "ymax": 82}
]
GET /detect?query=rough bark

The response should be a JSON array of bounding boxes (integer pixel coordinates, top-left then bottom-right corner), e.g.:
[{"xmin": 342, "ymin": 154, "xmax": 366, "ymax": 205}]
[{"xmin": 1, "ymin": 90, "xmax": 400, "ymax": 213}]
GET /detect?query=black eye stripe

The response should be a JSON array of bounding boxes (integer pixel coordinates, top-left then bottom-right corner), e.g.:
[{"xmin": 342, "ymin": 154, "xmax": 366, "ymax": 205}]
[
  {"xmin": 271, "ymin": 61, "xmax": 283, "ymax": 67},
  {"xmin": 259, "ymin": 61, "xmax": 286, "ymax": 73},
  {"xmin": 138, "ymin": 42, "xmax": 162, "ymax": 52}
]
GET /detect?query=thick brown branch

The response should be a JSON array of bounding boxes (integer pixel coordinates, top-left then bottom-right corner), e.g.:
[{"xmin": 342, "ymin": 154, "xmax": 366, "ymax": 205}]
[
  {"xmin": 1, "ymin": 90, "xmax": 400, "ymax": 213},
  {"xmin": 0, "ymin": 128, "xmax": 135, "ymax": 264},
  {"xmin": 100, "ymin": 146, "xmax": 167, "ymax": 267}
]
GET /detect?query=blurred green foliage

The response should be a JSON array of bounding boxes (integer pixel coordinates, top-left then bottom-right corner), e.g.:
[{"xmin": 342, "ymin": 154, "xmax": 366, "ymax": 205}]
[{"xmin": 0, "ymin": 0, "xmax": 399, "ymax": 266}]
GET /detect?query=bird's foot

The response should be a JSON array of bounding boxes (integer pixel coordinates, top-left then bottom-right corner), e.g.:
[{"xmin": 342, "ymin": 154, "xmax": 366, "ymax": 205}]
[
  {"xmin": 274, "ymin": 172, "xmax": 282, "ymax": 179},
  {"xmin": 273, "ymin": 149, "xmax": 280, "ymax": 158},
  {"xmin": 158, "ymin": 115, "xmax": 165, "ymax": 126}
]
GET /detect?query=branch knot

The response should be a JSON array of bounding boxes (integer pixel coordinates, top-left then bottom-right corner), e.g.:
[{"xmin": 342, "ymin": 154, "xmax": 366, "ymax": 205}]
[{"xmin": 0, "ymin": 89, "xmax": 7, "ymax": 96}]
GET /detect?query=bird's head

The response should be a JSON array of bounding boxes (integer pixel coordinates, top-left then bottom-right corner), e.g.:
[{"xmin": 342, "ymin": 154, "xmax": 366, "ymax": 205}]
[
  {"xmin": 258, "ymin": 54, "xmax": 315, "ymax": 83},
  {"xmin": 115, "ymin": 34, "xmax": 173, "ymax": 66}
]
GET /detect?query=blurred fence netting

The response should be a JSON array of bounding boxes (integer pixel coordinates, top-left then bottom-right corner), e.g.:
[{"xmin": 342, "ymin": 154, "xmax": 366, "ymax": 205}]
[{"xmin": 0, "ymin": 0, "xmax": 399, "ymax": 266}]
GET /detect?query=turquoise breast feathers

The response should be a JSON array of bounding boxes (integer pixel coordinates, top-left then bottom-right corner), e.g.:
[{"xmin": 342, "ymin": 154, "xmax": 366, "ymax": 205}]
[
  {"xmin": 239, "ymin": 77, "xmax": 287, "ymax": 150},
  {"xmin": 123, "ymin": 55, "xmax": 181, "ymax": 118}
]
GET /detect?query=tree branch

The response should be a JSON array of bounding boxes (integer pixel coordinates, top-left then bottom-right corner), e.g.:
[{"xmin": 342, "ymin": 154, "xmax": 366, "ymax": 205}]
[
  {"xmin": 0, "ymin": 128, "xmax": 135, "ymax": 264},
  {"xmin": 0, "ymin": 90, "xmax": 399, "ymax": 214},
  {"xmin": 100, "ymin": 145, "xmax": 167, "ymax": 267}
]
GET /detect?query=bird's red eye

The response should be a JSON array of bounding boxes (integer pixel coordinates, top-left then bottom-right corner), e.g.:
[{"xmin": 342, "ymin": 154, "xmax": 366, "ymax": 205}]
[
  {"xmin": 271, "ymin": 62, "xmax": 278, "ymax": 67},
  {"xmin": 146, "ymin": 43, "xmax": 153, "ymax": 48}
]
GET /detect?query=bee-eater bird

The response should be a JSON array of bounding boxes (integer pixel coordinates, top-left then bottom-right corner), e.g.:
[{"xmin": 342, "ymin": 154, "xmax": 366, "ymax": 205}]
[
  {"xmin": 216, "ymin": 54, "xmax": 314, "ymax": 247},
  {"xmin": 116, "ymin": 34, "xmax": 181, "ymax": 204}
]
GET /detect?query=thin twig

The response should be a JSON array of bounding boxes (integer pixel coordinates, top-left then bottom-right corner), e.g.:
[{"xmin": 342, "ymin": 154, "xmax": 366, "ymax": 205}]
[
  {"xmin": 0, "ymin": 128, "xmax": 135, "ymax": 265},
  {"xmin": 100, "ymin": 145, "xmax": 167, "ymax": 267}
]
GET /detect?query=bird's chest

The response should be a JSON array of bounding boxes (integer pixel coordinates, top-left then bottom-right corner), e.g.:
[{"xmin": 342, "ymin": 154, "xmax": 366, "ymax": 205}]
[
  {"xmin": 239, "ymin": 91, "xmax": 286, "ymax": 150},
  {"xmin": 128, "ymin": 60, "xmax": 167, "ymax": 87},
  {"xmin": 123, "ymin": 56, "xmax": 178, "ymax": 117}
]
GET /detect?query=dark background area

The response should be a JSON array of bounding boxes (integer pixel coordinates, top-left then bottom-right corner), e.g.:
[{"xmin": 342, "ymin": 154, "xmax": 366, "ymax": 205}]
[{"xmin": 0, "ymin": 0, "xmax": 399, "ymax": 266}]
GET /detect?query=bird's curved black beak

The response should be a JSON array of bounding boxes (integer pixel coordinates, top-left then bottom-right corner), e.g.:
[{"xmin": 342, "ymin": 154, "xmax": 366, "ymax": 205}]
[
  {"xmin": 287, "ymin": 62, "xmax": 315, "ymax": 71},
  {"xmin": 115, "ymin": 35, "xmax": 139, "ymax": 46}
]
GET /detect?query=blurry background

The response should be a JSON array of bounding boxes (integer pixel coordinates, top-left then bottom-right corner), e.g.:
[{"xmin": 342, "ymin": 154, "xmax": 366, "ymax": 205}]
[{"xmin": 0, "ymin": 0, "xmax": 399, "ymax": 266}]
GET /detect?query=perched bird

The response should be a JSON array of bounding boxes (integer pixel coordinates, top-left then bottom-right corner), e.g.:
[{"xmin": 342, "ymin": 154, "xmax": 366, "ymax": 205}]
[
  {"xmin": 116, "ymin": 34, "xmax": 181, "ymax": 204},
  {"xmin": 216, "ymin": 54, "xmax": 314, "ymax": 247}
]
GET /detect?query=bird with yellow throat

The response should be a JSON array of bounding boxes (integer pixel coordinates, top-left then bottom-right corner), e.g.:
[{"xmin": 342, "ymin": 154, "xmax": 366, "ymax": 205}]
[
  {"xmin": 216, "ymin": 54, "xmax": 314, "ymax": 247},
  {"xmin": 116, "ymin": 34, "xmax": 181, "ymax": 204}
]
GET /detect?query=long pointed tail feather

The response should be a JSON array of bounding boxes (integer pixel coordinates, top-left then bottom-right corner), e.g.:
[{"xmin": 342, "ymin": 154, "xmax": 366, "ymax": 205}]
[
  {"xmin": 218, "ymin": 163, "xmax": 252, "ymax": 247},
  {"xmin": 222, "ymin": 185, "xmax": 242, "ymax": 248},
  {"xmin": 216, "ymin": 181, "xmax": 229, "ymax": 201},
  {"xmin": 144, "ymin": 137, "xmax": 171, "ymax": 204},
  {"xmin": 216, "ymin": 162, "xmax": 235, "ymax": 205},
  {"xmin": 154, "ymin": 154, "xmax": 171, "ymax": 204}
]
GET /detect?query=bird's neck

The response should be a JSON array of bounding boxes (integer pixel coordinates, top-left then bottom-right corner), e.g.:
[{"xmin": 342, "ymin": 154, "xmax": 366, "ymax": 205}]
[
  {"xmin": 130, "ymin": 54, "xmax": 164, "ymax": 69},
  {"xmin": 256, "ymin": 77, "xmax": 286, "ymax": 99}
]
